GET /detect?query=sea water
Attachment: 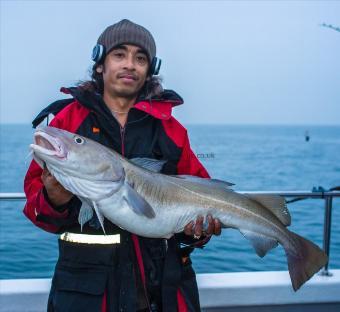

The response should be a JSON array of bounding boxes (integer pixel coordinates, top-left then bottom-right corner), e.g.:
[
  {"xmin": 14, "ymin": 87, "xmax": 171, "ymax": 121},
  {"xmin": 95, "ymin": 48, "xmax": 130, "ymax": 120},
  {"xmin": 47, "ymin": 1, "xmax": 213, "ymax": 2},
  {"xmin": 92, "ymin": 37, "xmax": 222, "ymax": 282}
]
[{"xmin": 0, "ymin": 124, "xmax": 339, "ymax": 279}]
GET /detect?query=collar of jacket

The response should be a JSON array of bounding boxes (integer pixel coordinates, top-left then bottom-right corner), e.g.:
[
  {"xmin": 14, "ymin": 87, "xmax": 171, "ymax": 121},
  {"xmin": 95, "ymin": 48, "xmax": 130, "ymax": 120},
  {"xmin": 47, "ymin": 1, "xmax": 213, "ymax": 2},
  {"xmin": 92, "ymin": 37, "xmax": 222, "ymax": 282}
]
[{"xmin": 60, "ymin": 86, "xmax": 184, "ymax": 121}]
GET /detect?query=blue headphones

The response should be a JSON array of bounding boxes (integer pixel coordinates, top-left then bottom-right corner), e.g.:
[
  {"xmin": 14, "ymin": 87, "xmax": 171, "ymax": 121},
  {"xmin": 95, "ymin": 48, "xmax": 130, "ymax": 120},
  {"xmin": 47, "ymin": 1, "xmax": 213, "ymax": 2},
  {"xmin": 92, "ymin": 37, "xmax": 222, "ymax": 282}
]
[{"xmin": 92, "ymin": 44, "xmax": 161, "ymax": 76}]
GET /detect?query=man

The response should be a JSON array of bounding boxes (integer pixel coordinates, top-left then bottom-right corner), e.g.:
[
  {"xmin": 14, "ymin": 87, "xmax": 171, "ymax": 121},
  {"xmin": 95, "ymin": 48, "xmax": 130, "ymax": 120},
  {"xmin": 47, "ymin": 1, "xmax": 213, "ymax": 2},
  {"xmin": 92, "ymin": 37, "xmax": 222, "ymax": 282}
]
[{"xmin": 24, "ymin": 19, "xmax": 221, "ymax": 312}]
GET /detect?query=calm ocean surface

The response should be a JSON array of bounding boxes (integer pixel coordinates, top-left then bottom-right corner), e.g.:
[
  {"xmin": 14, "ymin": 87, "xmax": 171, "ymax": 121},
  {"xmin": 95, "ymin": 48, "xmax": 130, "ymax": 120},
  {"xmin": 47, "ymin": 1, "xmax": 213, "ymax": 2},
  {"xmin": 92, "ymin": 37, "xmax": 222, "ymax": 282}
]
[{"xmin": 0, "ymin": 124, "xmax": 339, "ymax": 279}]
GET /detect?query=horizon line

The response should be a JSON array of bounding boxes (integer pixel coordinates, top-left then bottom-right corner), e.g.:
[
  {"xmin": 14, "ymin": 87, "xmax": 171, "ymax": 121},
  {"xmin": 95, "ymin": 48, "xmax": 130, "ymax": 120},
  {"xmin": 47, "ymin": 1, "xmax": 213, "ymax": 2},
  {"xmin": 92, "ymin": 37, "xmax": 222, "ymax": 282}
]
[{"xmin": 1, "ymin": 122, "xmax": 339, "ymax": 127}]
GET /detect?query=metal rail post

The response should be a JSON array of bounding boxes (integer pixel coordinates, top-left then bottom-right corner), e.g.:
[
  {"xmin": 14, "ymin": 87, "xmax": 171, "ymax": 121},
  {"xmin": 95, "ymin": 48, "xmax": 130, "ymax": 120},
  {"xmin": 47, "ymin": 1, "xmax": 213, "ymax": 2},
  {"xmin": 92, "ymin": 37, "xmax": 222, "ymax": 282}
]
[{"xmin": 320, "ymin": 195, "xmax": 333, "ymax": 276}]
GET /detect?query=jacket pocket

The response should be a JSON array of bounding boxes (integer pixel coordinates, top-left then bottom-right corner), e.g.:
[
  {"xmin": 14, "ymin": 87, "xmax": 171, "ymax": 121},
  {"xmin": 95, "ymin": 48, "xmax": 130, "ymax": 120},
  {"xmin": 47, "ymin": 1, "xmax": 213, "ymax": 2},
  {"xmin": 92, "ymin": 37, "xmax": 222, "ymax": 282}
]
[
  {"xmin": 48, "ymin": 266, "xmax": 108, "ymax": 312},
  {"xmin": 55, "ymin": 266, "xmax": 108, "ymax": 295}
]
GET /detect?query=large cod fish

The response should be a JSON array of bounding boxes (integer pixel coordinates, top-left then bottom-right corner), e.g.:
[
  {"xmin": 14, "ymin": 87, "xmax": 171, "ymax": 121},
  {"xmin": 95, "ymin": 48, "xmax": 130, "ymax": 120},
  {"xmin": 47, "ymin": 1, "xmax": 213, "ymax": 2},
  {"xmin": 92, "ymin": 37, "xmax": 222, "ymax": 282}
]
[{"xmin": 30, "ymin": 126, "xmax": 327, "ymax": 291}]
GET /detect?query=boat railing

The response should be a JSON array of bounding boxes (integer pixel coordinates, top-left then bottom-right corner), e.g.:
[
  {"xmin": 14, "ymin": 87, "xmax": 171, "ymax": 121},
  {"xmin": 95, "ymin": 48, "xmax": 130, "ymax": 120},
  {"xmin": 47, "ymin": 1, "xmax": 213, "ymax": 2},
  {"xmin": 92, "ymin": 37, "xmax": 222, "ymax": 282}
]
[{"xmin": 1, "ymin": 190, "xmax": 339, "ymax": 275}]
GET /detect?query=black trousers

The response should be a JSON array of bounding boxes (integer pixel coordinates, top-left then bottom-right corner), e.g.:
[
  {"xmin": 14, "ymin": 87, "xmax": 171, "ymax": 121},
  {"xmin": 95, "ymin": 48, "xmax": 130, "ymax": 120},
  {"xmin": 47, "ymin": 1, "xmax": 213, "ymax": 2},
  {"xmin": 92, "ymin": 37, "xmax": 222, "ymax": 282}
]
[{"xmin": 47, "ymin": 238, "xmax": 201, "ymax": 312}]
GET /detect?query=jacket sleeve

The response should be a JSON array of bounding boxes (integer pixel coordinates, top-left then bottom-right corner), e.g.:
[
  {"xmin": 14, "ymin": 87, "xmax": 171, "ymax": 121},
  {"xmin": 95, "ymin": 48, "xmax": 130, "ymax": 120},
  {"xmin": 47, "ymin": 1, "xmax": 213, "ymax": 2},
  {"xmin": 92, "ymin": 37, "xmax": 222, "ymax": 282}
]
[{"xmin": 23, "ymin": 116, "xmax": 80, "ymax": 233}]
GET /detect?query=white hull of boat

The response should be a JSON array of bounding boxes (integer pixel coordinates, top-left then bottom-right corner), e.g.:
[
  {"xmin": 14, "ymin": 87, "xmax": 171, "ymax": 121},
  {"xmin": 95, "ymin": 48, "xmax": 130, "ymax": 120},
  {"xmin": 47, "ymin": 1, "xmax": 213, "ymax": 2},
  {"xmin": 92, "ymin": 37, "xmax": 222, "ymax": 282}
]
[{"xmin": 1, "ymin": 270, "xmax": 340, "ymax": 312}]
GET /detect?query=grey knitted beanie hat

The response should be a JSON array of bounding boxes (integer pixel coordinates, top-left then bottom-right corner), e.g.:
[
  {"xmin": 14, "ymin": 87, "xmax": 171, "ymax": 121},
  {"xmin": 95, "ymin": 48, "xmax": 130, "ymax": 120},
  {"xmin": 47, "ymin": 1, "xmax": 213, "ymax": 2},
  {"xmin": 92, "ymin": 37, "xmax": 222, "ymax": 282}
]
[{"xmin": 97, "ymin": 19, "xmax": 156, "ymax": 62}]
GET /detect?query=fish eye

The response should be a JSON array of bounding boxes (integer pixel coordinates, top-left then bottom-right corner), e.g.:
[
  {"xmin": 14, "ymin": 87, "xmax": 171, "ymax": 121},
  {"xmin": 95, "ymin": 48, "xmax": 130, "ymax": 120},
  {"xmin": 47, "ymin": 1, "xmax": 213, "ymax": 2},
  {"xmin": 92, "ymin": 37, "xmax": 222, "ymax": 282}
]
[{"xmin": 74, "ymin": 136, "xmax": 84, "ymax": 144}]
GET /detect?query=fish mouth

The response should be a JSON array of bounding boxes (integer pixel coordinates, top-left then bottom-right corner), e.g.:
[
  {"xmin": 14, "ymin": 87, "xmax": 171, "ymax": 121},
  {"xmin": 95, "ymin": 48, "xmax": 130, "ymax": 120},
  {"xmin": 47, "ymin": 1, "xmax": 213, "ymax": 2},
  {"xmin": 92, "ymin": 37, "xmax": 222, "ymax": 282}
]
[{"xmin": 30, "ymin": 131, "xmax": 67, "ymax": 159}]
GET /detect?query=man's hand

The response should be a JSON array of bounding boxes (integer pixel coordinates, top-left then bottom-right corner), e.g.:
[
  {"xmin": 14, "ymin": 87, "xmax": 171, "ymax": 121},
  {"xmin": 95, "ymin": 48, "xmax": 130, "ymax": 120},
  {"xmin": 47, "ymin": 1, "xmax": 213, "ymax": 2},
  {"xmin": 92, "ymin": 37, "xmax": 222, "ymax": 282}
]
[
  {"xmin": 41, "ymin": 167, "xmax": 73, "ymax": 207},
  {"xmin": 184, "ymin": 214, "xmax": 222, "ymax": 239}
]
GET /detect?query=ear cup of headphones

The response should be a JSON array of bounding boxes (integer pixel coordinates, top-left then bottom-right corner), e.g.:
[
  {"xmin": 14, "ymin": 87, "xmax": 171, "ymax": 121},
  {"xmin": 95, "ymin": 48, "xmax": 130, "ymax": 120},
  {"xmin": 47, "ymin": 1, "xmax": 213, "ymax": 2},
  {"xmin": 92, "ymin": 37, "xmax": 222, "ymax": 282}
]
[
  {"xmin": 149, "ymin": 57, "xmax": 162, "ymax": 76},
  {"xmin": 92, "ymin": 44, "xmax": 106, "ymax": 63}
]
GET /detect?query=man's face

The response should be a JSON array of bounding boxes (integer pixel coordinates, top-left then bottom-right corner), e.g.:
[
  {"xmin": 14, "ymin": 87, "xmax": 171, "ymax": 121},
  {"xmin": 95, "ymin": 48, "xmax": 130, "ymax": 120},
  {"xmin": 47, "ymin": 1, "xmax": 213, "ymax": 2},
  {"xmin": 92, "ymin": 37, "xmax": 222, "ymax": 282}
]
[{"xmin": 99, "ymin": 44, "xmax": 149, "ymax": 99}]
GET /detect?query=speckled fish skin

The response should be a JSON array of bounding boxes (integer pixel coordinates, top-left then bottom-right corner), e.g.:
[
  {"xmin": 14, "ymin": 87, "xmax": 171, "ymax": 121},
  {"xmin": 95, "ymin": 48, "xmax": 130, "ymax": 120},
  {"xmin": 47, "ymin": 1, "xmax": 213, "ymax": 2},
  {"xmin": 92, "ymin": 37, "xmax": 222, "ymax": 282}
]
[{"xmin": 30, "ymin": 126, "xmax": 328, "ymax": 291}]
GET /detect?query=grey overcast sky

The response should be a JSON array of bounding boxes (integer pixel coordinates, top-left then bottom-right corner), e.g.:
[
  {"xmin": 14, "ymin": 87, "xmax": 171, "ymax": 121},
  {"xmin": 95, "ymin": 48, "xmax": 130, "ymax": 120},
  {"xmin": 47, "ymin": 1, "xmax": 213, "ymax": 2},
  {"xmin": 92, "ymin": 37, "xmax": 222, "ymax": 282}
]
[{"xmin": 1, "ymin": 0, "xmax": 339, "ymax": 125}]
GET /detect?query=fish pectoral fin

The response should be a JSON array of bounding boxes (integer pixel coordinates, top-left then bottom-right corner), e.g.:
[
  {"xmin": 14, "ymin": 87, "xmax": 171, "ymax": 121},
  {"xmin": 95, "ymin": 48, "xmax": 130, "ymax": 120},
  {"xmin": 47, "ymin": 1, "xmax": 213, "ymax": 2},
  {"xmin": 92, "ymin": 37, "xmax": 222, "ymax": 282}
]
[
  {"xmin": 129, "ymin": 157, "xmax": 167, "ymax": 173},
  {"xmin": 92, "ymin": 201, "xmax": 106, "ymax": 234},
  {"xmin": 240, "ymin": 230, "xmax": 278, "ymax": 257},
  {"xmin": 123, "ymin": 183, "xmax": 156, "ymax": 219},
  {"xmin": 78, "ymin": 200, "xmax": 94, "ymax": 231},
  {"xmin": 244, "ymin": 194, "xmax": 291, "ymax": 226}
]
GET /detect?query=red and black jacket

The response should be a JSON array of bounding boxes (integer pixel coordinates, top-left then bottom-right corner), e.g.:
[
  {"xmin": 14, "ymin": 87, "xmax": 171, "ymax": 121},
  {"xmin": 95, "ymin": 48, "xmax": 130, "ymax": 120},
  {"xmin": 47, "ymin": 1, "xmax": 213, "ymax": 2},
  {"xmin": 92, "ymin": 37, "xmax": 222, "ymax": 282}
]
[{"xmin": 23, "ymin": 86, "xmax": 210, "ymax": 312}]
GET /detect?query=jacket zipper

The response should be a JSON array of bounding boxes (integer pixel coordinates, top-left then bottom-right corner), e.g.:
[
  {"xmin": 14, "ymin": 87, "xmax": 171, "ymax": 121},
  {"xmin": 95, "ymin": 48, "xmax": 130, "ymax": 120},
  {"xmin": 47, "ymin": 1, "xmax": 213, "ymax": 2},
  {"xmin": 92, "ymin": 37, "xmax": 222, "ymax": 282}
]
[
  {"xmin": 119, "ymin": 124, "xmax": 152, "ymax": 312},
  {"xmin": 120, "ymin": 126, "xmax": 125, "ymax": 156}
]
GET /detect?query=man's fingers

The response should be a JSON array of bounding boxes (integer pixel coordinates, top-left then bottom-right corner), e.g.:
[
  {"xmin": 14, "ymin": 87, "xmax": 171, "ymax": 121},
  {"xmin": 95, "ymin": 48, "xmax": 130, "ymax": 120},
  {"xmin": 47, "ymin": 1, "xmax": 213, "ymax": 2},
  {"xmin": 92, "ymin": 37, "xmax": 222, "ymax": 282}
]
[
  {"xmin": 44, "ymin": 169, "xmax": 56, "ymax": 181},
  {"xmin": 41, "ymin": 169, "xmax": 49, "ymax": 183},
  {"xmin": 205, "ymin": 214, "xmax": 214, "ymax": 235},
  {"xmin": 184, "ymin": 221, "xmax": 195, "ymax": 236},
  {"xmin": 184, "ymin": 216, "xmax": 222, "ymax": 238},
  {"xmin": 194, "ymin": 215, "xmax": 204, "ymax": 237},
  {"xmin": 41, "ymin": 168, "xmax": 61, "ymax": 189},
  {"xmin": 214, "ymin": 218, "xmax": 222, "ymax": 235},
  {"xmin": 42, "ymin": 168, "xmax": 52, "ymax": 179}
]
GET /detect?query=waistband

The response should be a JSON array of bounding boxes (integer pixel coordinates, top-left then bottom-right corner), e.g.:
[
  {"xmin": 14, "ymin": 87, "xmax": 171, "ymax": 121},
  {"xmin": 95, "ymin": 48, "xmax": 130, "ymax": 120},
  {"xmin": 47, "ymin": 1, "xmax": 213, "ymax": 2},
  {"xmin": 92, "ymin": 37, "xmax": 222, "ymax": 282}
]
[{"xmin": 60, "ymin": 232, "xmax": 120, "ymax": 245}]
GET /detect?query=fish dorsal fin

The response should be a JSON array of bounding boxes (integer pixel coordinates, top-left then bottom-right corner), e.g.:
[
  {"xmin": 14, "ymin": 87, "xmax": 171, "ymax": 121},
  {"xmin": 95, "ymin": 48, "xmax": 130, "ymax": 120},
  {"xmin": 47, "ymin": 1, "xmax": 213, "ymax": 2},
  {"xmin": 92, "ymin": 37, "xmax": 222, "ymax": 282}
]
[
  {"xmin": 240, "ymin": 229, "xmax": 278, "ymax": 257},
  {"xmin": 176, "ymin": 175, "xmax": 234, "ymax": 188},
  {"xmin": 129, "ymin": 158, "xmax": 167, "ymax": 173},
  {"xmin": 244, "ymin": 194, "xmax": 291, "ymax": 226},
  {"xmin": 123, "ymin": 182, "xmax": 156, "ymax": 218}
]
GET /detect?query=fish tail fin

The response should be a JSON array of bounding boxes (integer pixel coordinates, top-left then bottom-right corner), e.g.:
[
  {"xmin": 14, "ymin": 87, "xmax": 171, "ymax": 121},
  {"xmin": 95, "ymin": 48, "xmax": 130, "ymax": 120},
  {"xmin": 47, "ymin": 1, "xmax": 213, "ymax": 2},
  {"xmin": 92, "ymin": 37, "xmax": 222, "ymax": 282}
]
[{"xmin": 285, "ymin": 232, "xmax": 328, "ymax": 291}]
